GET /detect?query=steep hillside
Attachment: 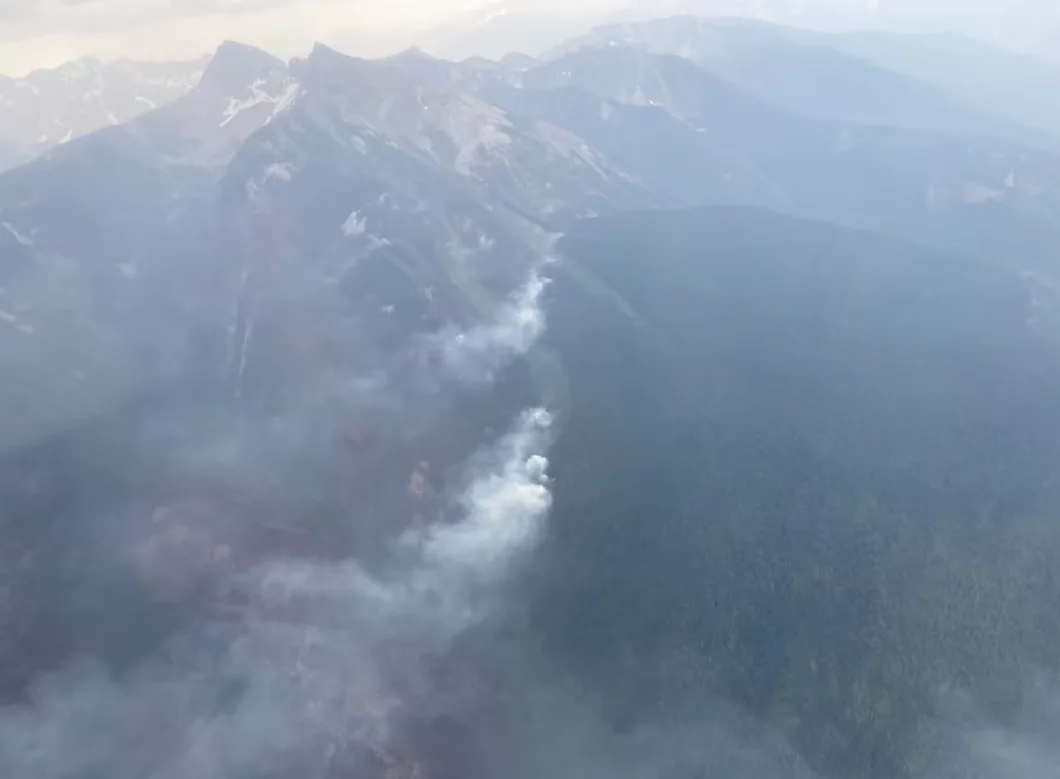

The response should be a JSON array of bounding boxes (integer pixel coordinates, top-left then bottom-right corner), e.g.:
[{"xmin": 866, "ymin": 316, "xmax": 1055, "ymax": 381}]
[
  {"xmin": 535, "ymin": 206, "xmax": 1060, "ymax": 779},
  {"xmin": 489, "ymin": 43, "xmax": 1060, "ymax": 269},
  {"xmin": 553, "ymin": 16, "xmax": 1051, "ymax": 146}
]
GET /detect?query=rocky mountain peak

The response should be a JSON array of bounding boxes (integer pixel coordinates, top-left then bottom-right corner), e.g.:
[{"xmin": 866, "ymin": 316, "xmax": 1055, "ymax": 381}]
[
  {"xmin": 199, "ymin": 41, "xmax": 286, "ymax": 96},
  {"xmin": 54, "ymin": 56, "xmax": 106, "ymax": 81},
  {"xmin": 304, "ymin": 41, "xmax": 350, "ymax": 68},
  {"xmin": 291, "ymin": 42, "xmax": 372, "ymax": 89},
  {"xmin": 386, "ymin": 46, "xmax": 436, "ymax": 62}
]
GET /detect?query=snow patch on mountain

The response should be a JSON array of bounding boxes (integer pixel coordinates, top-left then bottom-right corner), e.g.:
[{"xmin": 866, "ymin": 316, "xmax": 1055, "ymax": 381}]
[
  {"xmin": 342, "ymin": 211, "xmax": 367, "ymax": 237},
  {"xmin": 221, "ymin": 79, "xmax": 279, "ymax": 127},
  {"xmin": 2, "ymin": 222, "xmax": 34, "ymax": 246},
  {"xmin": 267, "ymin": 81, "xmax": 303, "ymax": 123}
]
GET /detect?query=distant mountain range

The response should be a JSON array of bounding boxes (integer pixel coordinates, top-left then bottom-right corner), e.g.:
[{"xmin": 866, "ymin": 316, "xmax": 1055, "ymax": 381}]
[
  {"xmin": 0, "ymin": 55, "xmax": 207, "ymax": 174},
  {"xmin": 612, "ymin": 0, "xmax": 1060, "ymax": 60},
  {"xmin": 556, "ymin": 15, "xmax": 1060, "ymax": 139},
  {"xmin": 413, "ymin": 0, "xmax": 1060, "ymax": 64}
]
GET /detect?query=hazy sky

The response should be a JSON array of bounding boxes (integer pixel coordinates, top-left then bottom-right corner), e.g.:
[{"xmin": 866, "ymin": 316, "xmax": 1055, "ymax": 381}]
[
  {"xmin": 0, "ymin": 0, "xmax": 1055, "ymax": 76},
  {"xmin": 0, "ymin": 0, "xmax": 495, "ymax": 74}
]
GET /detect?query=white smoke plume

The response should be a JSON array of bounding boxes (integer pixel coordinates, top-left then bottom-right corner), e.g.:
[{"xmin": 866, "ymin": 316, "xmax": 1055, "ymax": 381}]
[
  {"xmin": 252, "ymin": 405, "xmax": 553, "ymax": 646},
  {"xmin": 438, "ymin": 269, "xmax": 549, "ymax": 384},
  {"xmin": 930, "ymin": 678, "xmax": 1060, "ymax": 779},
  {"xmin": 0, "ymin": 407, "xmax": 554, "ymax": 779},
  {"xmin": 416, "ymin": 408, "xmax": 552, "ymax": 577},
  {"xmin": 0, "ymin": 267, "xmax": 555, "ymax": 777}
]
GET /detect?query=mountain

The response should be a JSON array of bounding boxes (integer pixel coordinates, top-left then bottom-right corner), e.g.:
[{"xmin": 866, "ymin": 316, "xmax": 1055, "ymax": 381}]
[
  {"xmin": 610, "ymin": 0, "xmax": 1060, "ymax": 61},
  {"xmin": 202, "ymin": 41, "xmax": 642, "ymax": 406},
  {"xmin": 8, "ymin": 28, "xmax": 1060, "ymax": 456},
  {"xmin": 550, "ymin": 16, "xmax": 1053, "ymax": 148},
  {"xmin": 610, "ymin": 0, "xmax": 884, "ymax": 30},
  {"xmin": 794, "ymin": 27, "xmax": 1060, "ymax": 142},
  {"xmin": 0, "ymin": 54, "xmax": 208, "ymax": 173},
  {"xmin": 536, "ymin": 205, "xmax": 1060, "ymax": 779},
  {"xmin": 0, "ymin": 38, "xmax": 648, "ymax": 456},
  {"xmin": 0, "ymin": 41, "xmax": 292, "ymax": 453},
  {"xmin": 4, "ymin": 25, "xmax": 1060, "ymax": 779},
  {"xmin": 0, "ymin": 40, "xmax": 588, "ymax": 768},
  {"xmin": 482, "ymin": 41, "xmax": 1060, "ymax": 271}
]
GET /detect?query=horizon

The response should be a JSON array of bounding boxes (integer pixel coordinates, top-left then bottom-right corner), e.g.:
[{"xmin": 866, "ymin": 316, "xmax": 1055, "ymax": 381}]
[
  {"xmin": 2, "ymin": 0, "xmax": 1059, "ymax": 77},
  {"xmin": 2, "ymin": 18, "xmax": 1056, "ymax": 82},
  {"xmin": 0, "ymin": 0, "xmax": 629, "ymax": 77},
  {"xmin": 0, "ymin": 37, "xmax": 499, "ymax": 81},
  {"xmin": 0, "ymin": 0, "xmax": 487, "ymax": 77}
]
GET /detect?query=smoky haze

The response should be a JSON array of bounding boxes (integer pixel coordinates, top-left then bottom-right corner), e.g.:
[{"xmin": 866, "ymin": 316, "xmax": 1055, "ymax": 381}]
[
  {"xmin": 0, "ymin": 260, "xmax": 870, "ymax": 779},
  {"xmin": 0, "ymin": 269, "xmax": 558, "ymax": 777},
  {"xmin": 2, "ymin": 0, "xmax": 1060, "ymax": 74},
  {"xmin": 3, "ymin": 3, "xmax": 1060, "ymax": 779}
]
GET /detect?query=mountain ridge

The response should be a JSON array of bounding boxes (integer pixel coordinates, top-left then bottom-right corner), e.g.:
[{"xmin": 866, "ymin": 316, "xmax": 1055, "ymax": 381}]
[
  {"xmin": 0, "ymin": 52, "xmax": 209, "ymax": 173},
  {"xmin": 7, "ymin": 26, "xmax": 1060, "ymax": 457}
]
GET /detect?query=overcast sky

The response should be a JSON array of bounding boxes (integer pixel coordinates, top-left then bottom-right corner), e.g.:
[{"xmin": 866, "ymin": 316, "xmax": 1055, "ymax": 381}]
[{"xmin": 0, "ymin": 0, "xmax": 502, "ymax": 74}]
